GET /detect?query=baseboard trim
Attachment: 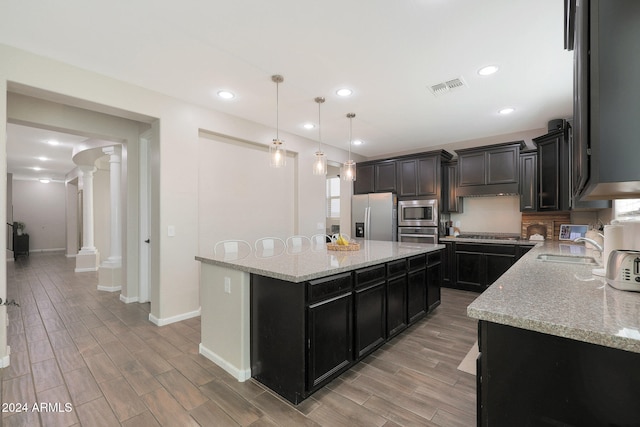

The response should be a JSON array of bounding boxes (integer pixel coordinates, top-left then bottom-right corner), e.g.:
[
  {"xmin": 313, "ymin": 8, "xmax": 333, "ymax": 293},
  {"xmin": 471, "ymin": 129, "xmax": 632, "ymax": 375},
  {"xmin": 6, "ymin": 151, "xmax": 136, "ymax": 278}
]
[
  {"xmin": 199, "ymin": 343, "xmax": 251, "ymax": 382},
  {"xmin": 66, "ymin": 253, "xmax": 77, "ymax": 258},
  {"xmin": 97, "ymin": 285, "xmax": 122, "ymax": 292},
  {"xmin": 75, "ymin": 267, "xmax": 99, "ymax": 272},
  {"xmin": 148, "ymin": 308, "xmax": 201, "ymax": 326},
  {"xmin": 120, "ymin": 294, "xmax": 139, "ymax": 303}
]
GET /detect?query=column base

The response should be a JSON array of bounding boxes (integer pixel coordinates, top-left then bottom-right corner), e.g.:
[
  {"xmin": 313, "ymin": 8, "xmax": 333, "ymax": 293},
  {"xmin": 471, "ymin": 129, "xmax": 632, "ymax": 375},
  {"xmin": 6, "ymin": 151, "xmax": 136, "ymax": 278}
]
[
  {"xmin": 75, "ymin": 248, "xmax": 100, "ymax": 272},
  {"xmin": 98, "ymin": 260, "xmax": 122, "ymax": 292}
]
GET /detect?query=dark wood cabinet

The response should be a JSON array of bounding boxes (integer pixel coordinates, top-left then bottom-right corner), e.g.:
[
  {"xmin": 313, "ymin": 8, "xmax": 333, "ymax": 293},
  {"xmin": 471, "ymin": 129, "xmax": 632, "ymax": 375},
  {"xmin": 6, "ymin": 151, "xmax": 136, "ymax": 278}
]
[
  {"xmin": 354, "ymin": 163, "xmax": 374, "ymax": 194},
  {"xmin": 426, "ymin": 251, "xmax": 442, "ymax": 312},
  {"xmin": 478, "ymin": 320, "xmax": 640, "ymax": 426},
  {"xmin": 407, "ymin": 255, "xmax": 427, "ymax": 323},
  {"xmin": 354, "ymin": 150, "xmax": 452, "ymax": 195},
  {"xmin": 569, "ymin": 0, "xmax": 640, "ymax": 201},
  {"xmin": 442, "ymin": 162, "xmax": 463, "ymax": 213},
  {"xmin": 386, "ymin": 259, "xmax": 407, "ymax": 338},
  {"xmin": 440, "ymin": 240, "xmax": 454, "ymax": 287},
  {"xmin": 454, "ymin": 243, "xmax": 516, "ymax": 292},
  {"xmin": 354, "ymin": 265, "xmax": 386, "ymax": 358},
  {"xmin": 519, "ymin": 150, "xmax": 538, "ymax": 212},
  {"xmin": 374, "ymin": 161, "xmax": 396, "ymax": 193},
  {"xmin": 516, "ymin": 244, "xmax": 534, "ymax": 260},
  {"xmin": 456, "ymin": 141, "xmax": 525, "ymax": 197},
  {"xmin": 535, "ymin": 129, "xmax": 570, "ymax": 211},
  {"xmin": 251, "ymin": 250, "xmax": 442, "ymax": 404},
  {"xmin": 307, "ymin": 289, "xmax": 353, "ymax": 390}
]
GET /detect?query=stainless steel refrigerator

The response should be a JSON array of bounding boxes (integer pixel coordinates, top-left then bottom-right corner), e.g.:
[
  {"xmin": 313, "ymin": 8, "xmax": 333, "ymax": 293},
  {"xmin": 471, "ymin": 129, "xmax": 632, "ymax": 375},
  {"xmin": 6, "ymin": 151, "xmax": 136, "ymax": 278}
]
[{"xmin": 352, "ymin": 192, "xmax": 397, "ymax": 241}]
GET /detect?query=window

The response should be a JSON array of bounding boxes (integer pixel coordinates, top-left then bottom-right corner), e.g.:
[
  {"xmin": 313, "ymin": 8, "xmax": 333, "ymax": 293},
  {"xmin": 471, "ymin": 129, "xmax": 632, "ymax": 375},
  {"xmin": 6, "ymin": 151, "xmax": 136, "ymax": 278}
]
[
  {"xmin": 326, "ymin": 177, "xmax": 340, "ymax": 218},
  {"xmin": 615, "ymin": 199, "xmax": 640, "ymax": 220}
]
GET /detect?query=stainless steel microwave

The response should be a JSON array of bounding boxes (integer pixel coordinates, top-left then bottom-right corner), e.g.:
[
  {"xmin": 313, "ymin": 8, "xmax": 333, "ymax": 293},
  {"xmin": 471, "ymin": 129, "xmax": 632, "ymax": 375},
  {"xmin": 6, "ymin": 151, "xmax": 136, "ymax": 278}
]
[{"xmin": 398, "ymin": 199, "xmax": 438, "ymax": 227}]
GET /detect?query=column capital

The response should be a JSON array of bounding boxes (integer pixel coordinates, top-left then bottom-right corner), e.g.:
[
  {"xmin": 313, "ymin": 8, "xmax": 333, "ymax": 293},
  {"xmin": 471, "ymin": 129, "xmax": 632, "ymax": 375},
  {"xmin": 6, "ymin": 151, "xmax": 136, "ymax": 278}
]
[
  {"xmin": 79, "ymin": 165, "xmax": 97, "ymax": 175},
  {"xmin": 102, "ymin": 146, "xmax": 121, "ymax": 163}
]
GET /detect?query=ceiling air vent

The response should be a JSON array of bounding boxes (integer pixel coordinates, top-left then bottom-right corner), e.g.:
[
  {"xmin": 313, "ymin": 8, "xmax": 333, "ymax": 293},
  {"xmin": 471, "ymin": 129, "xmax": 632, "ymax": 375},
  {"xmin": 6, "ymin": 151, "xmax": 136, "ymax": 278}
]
[{"xmin": 429, "ymin": 77, "xmax": 467, "ymax": 96}]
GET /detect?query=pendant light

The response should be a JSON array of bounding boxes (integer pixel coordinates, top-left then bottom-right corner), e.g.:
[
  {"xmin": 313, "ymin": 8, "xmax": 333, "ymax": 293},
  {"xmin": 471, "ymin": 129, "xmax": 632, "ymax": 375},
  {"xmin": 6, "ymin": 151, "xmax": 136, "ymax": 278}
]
[
  {"xmin": 269, "ymin": 74, "xmax": 286, "ymax": 168},
  {"xmin": 312, "ymin": 96, "xmax": 327, "ymax": 175},
  {"xmin": 342, "ymin": 113, "xmax": 356, "ymax": 181}
]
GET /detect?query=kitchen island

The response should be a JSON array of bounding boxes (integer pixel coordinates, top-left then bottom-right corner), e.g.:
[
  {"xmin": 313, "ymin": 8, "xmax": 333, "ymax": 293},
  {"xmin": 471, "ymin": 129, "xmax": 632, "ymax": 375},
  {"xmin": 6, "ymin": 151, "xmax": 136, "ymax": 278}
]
[
  {"xmin": 196, "ymin": 240, "xmax": 444, "ymax": 404},
  {"xmin": 468, "ymin": 241, "xmax": 640, "ymax": 426}
]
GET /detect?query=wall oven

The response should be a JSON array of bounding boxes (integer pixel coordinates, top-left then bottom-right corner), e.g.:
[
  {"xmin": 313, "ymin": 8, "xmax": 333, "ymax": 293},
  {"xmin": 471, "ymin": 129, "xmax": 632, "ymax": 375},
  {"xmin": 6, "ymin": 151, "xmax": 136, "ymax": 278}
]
[
  {"xmin": 398, "ymin": 227, "xmax": 438, "ymax": 245},
  {"xmin": 398, "ymin": 199, "xmax": 438, "ymax": 227}
]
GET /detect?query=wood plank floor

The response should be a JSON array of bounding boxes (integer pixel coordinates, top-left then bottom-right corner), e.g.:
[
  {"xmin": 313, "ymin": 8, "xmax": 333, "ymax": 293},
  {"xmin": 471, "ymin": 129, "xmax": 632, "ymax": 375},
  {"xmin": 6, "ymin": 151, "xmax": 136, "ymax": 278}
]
[{"xmin": 1, "ymin": 252, "xmax": 479, "ymax": 426}]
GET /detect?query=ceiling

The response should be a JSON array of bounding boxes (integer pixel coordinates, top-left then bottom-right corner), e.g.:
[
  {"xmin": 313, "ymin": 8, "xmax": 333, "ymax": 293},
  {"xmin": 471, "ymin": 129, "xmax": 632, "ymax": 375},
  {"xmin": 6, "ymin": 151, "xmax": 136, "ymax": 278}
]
[{"xmin": 1, "ymin": 0, "xmax": 573, "ymax": 181}]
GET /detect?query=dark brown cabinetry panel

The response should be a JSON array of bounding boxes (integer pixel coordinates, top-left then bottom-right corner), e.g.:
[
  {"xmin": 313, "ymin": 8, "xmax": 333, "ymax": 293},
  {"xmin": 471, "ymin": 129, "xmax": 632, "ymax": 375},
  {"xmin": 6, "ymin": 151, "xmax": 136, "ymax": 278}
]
[
  {"xmin": 374, "ymin": 161, "xmax": 396, "ymax": 193},
  {"xmin": 407, "ymin": 254, "xmax": 427, "ymax": 323},
  {"xmin": 397, "ymin": 159, "xmax": 417, "ymax": 197},
  {"xmin": 519, "ymin": 151, "xmax": 538, "ymax": 212},
  {"xmin": 443, "ymin": 162, "xmax": 463, "ymax": 213},
  {"xmin": 426, "ymin": 252, "xmax": 442, "ymax": 312},
  {"xmin": 535, "ymin": 130, "xmax": 569, "ymax": 211},
  {"xmin": 354, "ymin": 164, "xmax": 374, "ymax": 195},
  {"xmin": 453, "ymin": 243, "xmax": 516, "ymax": 292},
  {"xmin": 417, "ymin": 156, "xmax": 438, "ymax": 197}
]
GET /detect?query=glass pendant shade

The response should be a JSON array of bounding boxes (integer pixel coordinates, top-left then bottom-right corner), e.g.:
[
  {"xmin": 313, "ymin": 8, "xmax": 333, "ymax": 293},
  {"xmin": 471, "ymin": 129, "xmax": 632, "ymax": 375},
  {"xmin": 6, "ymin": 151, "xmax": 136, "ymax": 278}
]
[
  {"xmin": 342, "ymin": 112, "xmax": 357, "ymax": 181},
  {"xmin": 270, "ymin": 139, "xmax": 286, "ymax": 168},
  {"xmin": 342, "ymin": 159, "xmax": 356, "ymax": 181},
  {"xmin": 313, "ymin": 151, "xmax": 327, "ymax": 175},
  {"xmin": 269, "ymin": 74, "xmax": 285, "ymax": 168}
]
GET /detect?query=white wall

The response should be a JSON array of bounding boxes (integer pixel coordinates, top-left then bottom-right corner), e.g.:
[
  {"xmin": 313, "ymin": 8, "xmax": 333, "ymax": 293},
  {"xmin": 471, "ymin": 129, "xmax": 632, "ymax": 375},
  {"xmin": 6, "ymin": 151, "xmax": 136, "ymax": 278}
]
[
  {"xmin": 450, "ymin": 196, "xmax": 522, "ymax": 234},
  {"xmin": 0, "ymin": 44, "xmax": 362, "ymax": 334},
  {"xmin": 12, "ymin": 180, "xmax": 66, "ymax": 251},
  {"xmin": 198, "ymin": 134, "xmax": 296, "ymax": 255}
]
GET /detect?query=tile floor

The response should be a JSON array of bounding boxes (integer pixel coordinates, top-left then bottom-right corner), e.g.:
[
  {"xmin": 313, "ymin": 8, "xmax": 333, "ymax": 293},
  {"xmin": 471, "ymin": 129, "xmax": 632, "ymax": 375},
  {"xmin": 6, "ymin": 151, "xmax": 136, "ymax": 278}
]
[{"xmin": 1, "ymin": 252, "xmax": 478, "ymax": 426}]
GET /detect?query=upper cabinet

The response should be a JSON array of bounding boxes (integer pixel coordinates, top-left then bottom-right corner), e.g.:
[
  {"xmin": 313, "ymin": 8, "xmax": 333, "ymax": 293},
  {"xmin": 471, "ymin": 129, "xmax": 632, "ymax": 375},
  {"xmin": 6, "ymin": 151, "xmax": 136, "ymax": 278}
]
[
  {"xmin": 442, "ymin": 162, "xmax": 463, "ymax": 213},
  {"xmin": 569, "ymin": 0, "xmax": 640, "ymax": 200},
  {"xmin": 519, "ymin": 150, "xmax": 538, "ymax": 212},
  {"xmin": 534, "ymin": 129, "xmax": 570, "ymax": 211},
  {"xmin": 354, "ymin": 150, "xmax": 453, "ymax": 198},
  {"xmin": 455, "ymin": 141, "xmax": 525, "ymax": 197}
]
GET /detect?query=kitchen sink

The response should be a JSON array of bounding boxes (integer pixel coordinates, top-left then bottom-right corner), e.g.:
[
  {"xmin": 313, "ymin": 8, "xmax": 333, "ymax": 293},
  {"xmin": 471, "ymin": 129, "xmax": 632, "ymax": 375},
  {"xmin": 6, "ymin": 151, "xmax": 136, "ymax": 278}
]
[{"xmin": 536, "ymin": 254, "xmax": 600, "ymax": 265}]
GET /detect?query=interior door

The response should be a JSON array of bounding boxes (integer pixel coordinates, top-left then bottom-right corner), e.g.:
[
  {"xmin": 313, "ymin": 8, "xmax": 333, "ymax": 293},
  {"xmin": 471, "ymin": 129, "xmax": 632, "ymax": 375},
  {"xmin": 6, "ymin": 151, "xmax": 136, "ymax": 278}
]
[{"xmin": 139, "ymin": 133, "xmax": 151, "ymax": 303}]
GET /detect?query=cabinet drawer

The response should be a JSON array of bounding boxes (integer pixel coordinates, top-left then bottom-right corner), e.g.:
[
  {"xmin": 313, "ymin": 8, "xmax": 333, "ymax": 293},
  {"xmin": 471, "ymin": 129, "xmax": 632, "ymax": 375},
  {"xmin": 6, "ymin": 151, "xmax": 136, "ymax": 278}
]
[
  {"xmin": 456, "ymin": 243, "xmax": 516, "ymax": 256},
  {"xmin": 427, "ymin": 250, "xmax": 442, "ymax": 266},
  {"xmin": 387, "ymin": 259, "xmax": 407, "ymax": 277},
  {"xmin": 407, "ymin": 254, "xmax": 426, "ymax": 271},
  {"xmin": 307, "ymin": 273, "xmax": 353, "ymax": 303},
  {"xmin": 354, "ymin": 265, "xmax": 386, "ymax": 288}
]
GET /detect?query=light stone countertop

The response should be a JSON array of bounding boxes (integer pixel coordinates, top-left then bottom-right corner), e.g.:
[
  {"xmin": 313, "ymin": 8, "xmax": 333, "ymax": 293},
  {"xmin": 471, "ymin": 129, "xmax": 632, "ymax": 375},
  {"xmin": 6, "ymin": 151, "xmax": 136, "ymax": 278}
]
[
  {"xmin": 196, "ymin": 240, "xmax": 444, "ymax": 283},
  {"xmin": 467, "ymin": 241, "xmax": 640, "ymax": 354}
]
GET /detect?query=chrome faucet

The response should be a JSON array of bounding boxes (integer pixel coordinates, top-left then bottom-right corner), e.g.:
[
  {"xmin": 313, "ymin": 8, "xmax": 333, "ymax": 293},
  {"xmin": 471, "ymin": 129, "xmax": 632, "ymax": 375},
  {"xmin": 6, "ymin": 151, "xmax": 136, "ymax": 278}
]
[{"xmin": 573, "ymin": 237, "xmax": 604, "ymax": 252}]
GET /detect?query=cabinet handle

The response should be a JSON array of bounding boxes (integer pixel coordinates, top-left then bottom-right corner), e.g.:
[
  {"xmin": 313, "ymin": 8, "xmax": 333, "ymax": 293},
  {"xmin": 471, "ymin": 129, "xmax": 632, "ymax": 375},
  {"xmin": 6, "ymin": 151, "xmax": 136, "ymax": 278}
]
[{"xmin": 144, "ymin": 239, "xmax": 150, "ymax": 243}]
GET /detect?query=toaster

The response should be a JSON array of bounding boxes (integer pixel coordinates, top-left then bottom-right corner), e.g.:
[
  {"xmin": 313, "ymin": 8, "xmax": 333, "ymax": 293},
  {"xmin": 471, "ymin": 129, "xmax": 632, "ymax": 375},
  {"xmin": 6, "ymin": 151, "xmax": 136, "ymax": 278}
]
[{"xmin": 606, "ymin": 250, "xmax": 640, "ymax": 292}]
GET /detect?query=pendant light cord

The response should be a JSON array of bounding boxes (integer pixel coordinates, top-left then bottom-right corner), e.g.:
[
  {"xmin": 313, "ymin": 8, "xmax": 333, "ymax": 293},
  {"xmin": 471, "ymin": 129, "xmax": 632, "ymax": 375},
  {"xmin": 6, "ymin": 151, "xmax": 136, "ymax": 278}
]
[
  {"xmin": 347, "ymin": 113, "xmax": 355, "ymax": 160},
  {"xmin": 315, "ymin": 96, "xmax": 325, "ymax": 152}
]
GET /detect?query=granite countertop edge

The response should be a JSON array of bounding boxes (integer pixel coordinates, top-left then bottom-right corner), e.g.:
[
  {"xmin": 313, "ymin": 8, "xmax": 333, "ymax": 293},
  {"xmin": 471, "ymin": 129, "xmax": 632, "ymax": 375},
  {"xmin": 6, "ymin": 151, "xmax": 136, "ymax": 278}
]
[
  {"xmin": 467, "ymin": 241, "xmax": 640, "ymax": 354},
  {"xmin": 196, "ymin": 242, "xmax": 444, "ymax": 283}
]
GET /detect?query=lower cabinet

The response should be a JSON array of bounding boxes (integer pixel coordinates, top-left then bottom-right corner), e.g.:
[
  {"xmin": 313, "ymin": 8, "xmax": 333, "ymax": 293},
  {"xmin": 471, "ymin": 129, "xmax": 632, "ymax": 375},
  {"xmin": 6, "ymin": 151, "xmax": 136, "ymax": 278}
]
[
  {"xmin": 308, "ymin": 290, "xmax": 353, "ymax": 390},
  {"xmin": 251, "ymin": 250, "xmax": 443, "ymax": 404},
  {"xmin": 454, "ymin": 243, "xmax": 516, "ymax": 292}
]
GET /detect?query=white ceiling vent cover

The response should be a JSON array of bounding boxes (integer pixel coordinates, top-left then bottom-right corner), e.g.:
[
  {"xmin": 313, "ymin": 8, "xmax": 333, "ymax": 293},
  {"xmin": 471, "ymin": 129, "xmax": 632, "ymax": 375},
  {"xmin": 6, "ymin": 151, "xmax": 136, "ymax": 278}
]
[{"xmin": 429, "ymin": 77, "xmax": 467, "ymax": 96}]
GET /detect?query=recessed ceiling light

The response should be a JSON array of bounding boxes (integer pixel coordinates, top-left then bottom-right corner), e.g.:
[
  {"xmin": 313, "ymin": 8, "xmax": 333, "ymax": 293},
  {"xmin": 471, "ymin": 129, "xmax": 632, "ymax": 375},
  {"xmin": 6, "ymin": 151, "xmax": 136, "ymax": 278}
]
[
  {"xmin": 48, "ymin": 140, "xmax": 59, "ymax": 146},
  {"xmin": 217, "ymin": 90, "xmax": 235, "ymax": 99},
  {"xmin": 39, "ymin": 179, "xmax": 51, "ymax": 184},
  {"xmin": 352, "ymin": 139, "xmax": 364, "ymax": 146},
  {"xmin": 336, "ymin": 88, "xmax": 353, "ymax": 97},
  {"xmin": 303, "ymin": 123, "xmax": 315, "ymax": 130},
  {"xmin": 478, "ymin": 65, "xmax": 499, "ymax": 76},
  {"xmin": 499, "ymin": 107, "xmax": 515, "ymax": 115},
  {"xmin": 38, "ymin": 156, "xmax": 48, "ymax": 161},
  {"xmin": 33, "ymin": 167, "xmax": 42, "ymax": 171}
]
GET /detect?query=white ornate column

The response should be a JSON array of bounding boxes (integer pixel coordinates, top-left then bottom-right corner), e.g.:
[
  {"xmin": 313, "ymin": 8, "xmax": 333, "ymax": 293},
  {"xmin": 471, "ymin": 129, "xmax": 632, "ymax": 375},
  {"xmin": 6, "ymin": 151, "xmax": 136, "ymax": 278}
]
[
  {"xmin": 75, "ymin": 165, "xmax": 100, "ymax": 272},
  {"xmin": 99, "ymin": 146, "xmax": 123, "ymax": 292}
]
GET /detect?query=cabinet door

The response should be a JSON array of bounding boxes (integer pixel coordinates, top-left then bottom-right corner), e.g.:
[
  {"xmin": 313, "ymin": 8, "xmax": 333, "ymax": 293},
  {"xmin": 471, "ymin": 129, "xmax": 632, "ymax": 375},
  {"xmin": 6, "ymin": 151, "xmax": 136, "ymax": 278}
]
[
  {"xmin": 487, "ymin": 146, "xmax": 518, "ymax": 184},
  {"xmin": 537, "ymin": 137, "xmax": 561, "ymax": 210},
  {"xmin": 458, "ymin": 151, "xmax": 486, "ymax": 187},
  {"xmin": 417, "ymin": 156, "xmax": 438, "ymax": 197},
  {"xmin": 397, "ymin": 159, "xmax": 417, "ymax": 197},
  {"xmin": 407, "ymin": 269, "xmax": 426, "ymax": 323},
  {"xmin": 456, "ymin": 251, "xmax": 484, "ymax": 291},
  {"xmin": 441, "ymin": 241, "xmax": 452, "ymax": 286},
  {"xmin": 386, "ymin": 275, "xmax": 407, "ymax": 337},
  {"xmin": 519, "ymin": 152, "xmax": 538, "ymax": 211},
  {"xmin": 485, "ymin": 254, "xmax": 514, "ymax": 286},
  {"xmin": 354, "ymin": 282, "xmax": 386, "ymax": 358},
  {"xmin": 354, "ymin": 164, "xmax": 374, "ymax": 194},
  {"xmin": 426, "ymin": 262, "xmax": 442, "ymax": 312},
  {"xmin": 307, "ymin": 292, "xmax": 353, "ymax": 390},
  {"xmin": 374, "ymin": 161, "xmax": 396, "ymax": 193},
  {"xmin": 444, "ymin": 163, "xmax": 462, "ymax": 213}
]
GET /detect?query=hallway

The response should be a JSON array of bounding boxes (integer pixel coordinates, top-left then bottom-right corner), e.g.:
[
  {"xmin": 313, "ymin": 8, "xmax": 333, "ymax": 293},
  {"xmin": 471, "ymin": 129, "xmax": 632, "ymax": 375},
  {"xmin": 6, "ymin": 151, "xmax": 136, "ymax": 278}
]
[{"xmin": 1, "ymin": 252, "xmax": 477, "ymax": 426}]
